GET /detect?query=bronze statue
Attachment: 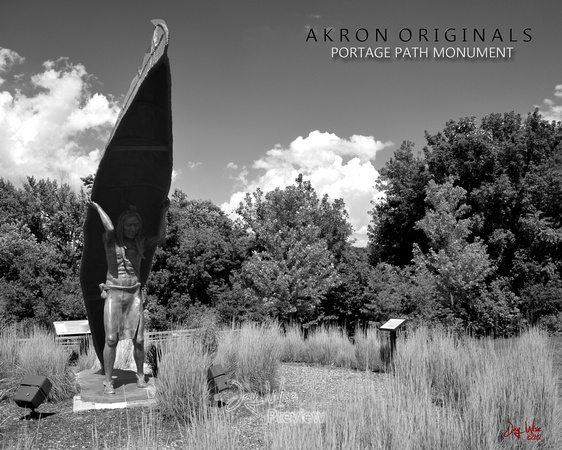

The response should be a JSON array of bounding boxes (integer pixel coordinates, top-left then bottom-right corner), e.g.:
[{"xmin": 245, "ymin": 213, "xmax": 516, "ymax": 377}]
[{"xmin": 87, "ymin": 199, "xmax": 169, "ymax": 394}]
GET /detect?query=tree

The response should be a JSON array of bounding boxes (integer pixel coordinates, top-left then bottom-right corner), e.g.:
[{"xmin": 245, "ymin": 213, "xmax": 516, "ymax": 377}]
[
  {"xmin": 411, "ymin": 179, "xmax": 521, "ymax": 334},
  {"xmin": 0, "ymin": 177, "xmax": 87, "ymax": 326},
  {"xmin": 233, "ymin": 176, "xmax": 351, "ymax": 323},
  {"xmin": 368, "ymin": 141, "xmax": 431, "ymax": 267},
  {"xmin": 146, "ymin": 190, "xmax": 248, "ymax": 328},
  {"xmin": 234, "ymin": 232, "xmax": 338, "ymax": 321},
  {"xmin": 368, "ymin": 110, "xmax": 562, "ymax": 331}
]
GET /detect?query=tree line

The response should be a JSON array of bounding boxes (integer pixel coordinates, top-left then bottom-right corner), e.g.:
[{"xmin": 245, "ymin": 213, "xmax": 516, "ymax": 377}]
[{"xmin": 1, "ymin": 109, "xmax": 561, "ymax": 335}]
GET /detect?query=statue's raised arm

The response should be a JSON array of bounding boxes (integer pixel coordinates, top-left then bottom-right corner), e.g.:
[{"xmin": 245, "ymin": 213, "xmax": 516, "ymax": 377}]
[{"xmin": 87, "ymin": 198, "xmax": 115, "ymax": 238}]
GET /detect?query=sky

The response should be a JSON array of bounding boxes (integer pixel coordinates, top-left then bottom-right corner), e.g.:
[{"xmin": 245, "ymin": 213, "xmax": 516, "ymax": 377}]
[{"xmin": 1, "ymin": 0, "xmax": 562, "ymax": 246}]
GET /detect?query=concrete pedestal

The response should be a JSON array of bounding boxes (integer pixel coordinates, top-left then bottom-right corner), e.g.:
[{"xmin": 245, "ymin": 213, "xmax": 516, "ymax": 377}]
[{"xmin": 73, "ymin": 369, "xmax": 157, "ymax": 412}]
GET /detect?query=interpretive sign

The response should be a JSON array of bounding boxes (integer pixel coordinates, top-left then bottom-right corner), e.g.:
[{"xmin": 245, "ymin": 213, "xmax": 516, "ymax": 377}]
[
  {"xmin": 52, "ymin": 320, "xmax": 91, "ymax": 337},
  {"xmin": 379, "ymin": 318, "xmax": 406, "ymax": 332},
  {"xmin": 379, "ymin": 318, "xmax": 407, "ymax": 358}
]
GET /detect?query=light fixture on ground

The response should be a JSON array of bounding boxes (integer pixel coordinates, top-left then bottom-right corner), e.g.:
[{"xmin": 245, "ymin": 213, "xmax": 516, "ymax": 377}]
[
  {"xmin": 207, "ymin": 364, "xmax": 229, "ymax": 406},
  {"xmin": 14, "ymin": 375, "xmax": 52, "ymax": 419}
]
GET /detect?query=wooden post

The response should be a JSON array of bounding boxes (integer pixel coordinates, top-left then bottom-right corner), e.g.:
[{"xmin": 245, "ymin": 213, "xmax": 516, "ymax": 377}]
[
  {"xmin": 379, "ymin": 318, "xmax": 407, "ymax": 361},
  {"xmin": 389, "ymin": 330, "xmax": 397, "ymax": 357}
]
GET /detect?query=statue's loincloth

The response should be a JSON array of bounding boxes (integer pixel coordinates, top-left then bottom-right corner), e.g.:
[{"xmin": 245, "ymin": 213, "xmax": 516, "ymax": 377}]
[{"xmin": 100, "ymin": 282, "xmax": 143, "ymax": 340}]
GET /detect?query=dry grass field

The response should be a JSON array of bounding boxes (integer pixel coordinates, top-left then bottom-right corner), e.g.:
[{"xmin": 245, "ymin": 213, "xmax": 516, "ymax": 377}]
[{"xmin": 1, "ymin": 324, "xmax": 560, "ymax": 449}]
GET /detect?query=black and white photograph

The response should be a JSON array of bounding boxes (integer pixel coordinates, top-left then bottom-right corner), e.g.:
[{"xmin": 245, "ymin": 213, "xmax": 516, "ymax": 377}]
[{"xmin": 1, "ymin": 0, "xmax": 561, "ymax": 447}]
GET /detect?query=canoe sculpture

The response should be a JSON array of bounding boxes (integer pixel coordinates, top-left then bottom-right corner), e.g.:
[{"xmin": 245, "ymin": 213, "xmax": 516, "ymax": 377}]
[{"xmin": 80, "ymin": 20, "xmax": 173, "ymax": 367}]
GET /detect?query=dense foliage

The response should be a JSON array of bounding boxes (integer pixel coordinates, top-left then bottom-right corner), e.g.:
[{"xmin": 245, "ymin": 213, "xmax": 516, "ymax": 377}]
[
  {"xmin": 145, "ymin": 190, "xmax": 249, "ymax": 329},
  {"xmin": 0, "ymin": 178, "xmax": 86, "ymax": 326},
  {"xmin": 1, "ymin": 109, "xmax": 561, "ymax": 335},
  {"xmin": 369, "ymin": 110, "xmax": 562, "ymax": 334}
]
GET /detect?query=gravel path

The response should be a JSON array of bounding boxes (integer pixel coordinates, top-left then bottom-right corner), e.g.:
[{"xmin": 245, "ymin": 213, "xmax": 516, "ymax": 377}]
[{"xmin": 225, "ymin": 363, "xmax": 387, "ymax": 449}]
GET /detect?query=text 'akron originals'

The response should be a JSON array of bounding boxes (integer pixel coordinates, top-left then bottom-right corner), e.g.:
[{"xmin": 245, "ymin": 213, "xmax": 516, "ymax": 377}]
[{"xmin": 306, "ymin": 27, "xmax": 531, "ymax": 60}]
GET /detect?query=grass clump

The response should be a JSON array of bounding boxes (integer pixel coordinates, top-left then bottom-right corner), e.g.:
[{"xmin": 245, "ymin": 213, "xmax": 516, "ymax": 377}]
[
  {"xmin": 194, "ymin": 314, "xmax": 219, "ymax": 359},
  {"xmin": 303, "ymin": 325, "xmax": 356, "ymax": 368},
  {"xmin": 353, "ymin": 327, "xmax": 384, "ymax": 371},
  {"xmin": 156, "ymin": 334, "xmax": 212, "ymax": 423},
  {"xmin": 280, "ymin": 323, "xmax": 307, "ymax": 363},
  {"xmin": 216, "ymin": 322, "xmax": 283, "ymax": 394},
  {"xmin": 0, "ymin": 324, "xmax": 20, "ymax": 400},
  {"xmin": 16, "ymin": 328, "xmax": 76, "ymax": 402},
  {"xmin": 73, "ymin": 338, "xmax": 99, "ymax": 373},
  {"xmin": 0, "ymin": 324, "xmax": 75, "ymax": 402}
]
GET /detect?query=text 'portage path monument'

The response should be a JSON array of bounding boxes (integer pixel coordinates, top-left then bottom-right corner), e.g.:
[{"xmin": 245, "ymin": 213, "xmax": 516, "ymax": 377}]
[{"xmin": 80, "ymin": 20, "xmax": 173, "ymax": 396}]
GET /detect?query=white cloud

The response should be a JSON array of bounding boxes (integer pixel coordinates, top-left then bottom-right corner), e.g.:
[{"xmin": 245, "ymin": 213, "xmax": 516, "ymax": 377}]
[
  {"xmin": 221, "ymin": 131, "xmax": 393, "ymax": 247},
  {"xmin": 0, "ymin": 48, "xmax": 24, "ymax": 67},
  {"xmin": 186, "ymin": 161, "xmax": 202, "ymax": 170},
  {"xmin": 0, "ymin": 48, "xmax": 24, "ymax": 86},
  {"xmin": 537, "ymin": 85, "xmax": 562, "ymax": 123},
  {"xmin": 0, "ymin": 52, "xmax": 119, "ymax": 188}
]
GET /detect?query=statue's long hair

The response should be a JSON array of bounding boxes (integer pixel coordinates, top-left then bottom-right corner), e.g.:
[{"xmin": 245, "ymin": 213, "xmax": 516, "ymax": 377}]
[{"xmin": 115, "ymin": 206, "xmax": 146, "ymax": 259}]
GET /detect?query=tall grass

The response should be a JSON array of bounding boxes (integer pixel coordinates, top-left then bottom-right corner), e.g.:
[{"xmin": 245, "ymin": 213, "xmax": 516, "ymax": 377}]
[
  {"xmin": 267, "ymin": 326, "xmax": 560, "ymax": 449},
  {"xmin": 73, "ymin": 339, "xmax": 99, "ymax": 372},
  {"xmin": 280, "ymin": 324, "xmax": 385, "ymax": 371},
  {"xmin": 216, "ymin": 322, "xmax": 283, "ymax": 394},
  {"xmin": 176, "ymin": 409, "xmax": 238, "ymax": 450},
  {"xmin": 91, "ymin": 408, "xmax": 238, "ymax": 450},
  {"xmin": 0, "ymin": 324, "xmax": 20, "ymax": 399},
  {"xmin": 353, "ymin": 327, "xmax": 384, "ymax": 371},
  {"xmin": 0, "ymin": 324, "xmax": 75, "ymax": 402},
  {"xmin": 156, "ymin": 334, "xmax": 212, "ymax": 423},
  {"xmin": 280, "ymin": 324, "xmax": 307, "ymax": 363},
  {"xmin": 5, "ymin": 408, "xmax": 239, "ymax": 450},
  {"xmin": 3, "ymin": 323, "xmax": 559, "ymax": 449},
  {"xmin": 392, "ymin": 327, "xmax": 558, "ymax": 446},
  {"xmin": 304, "ymin": 325, "xmax": 355, "ymax": 367},
  {"xmin": 16, "ymin": 327, "xmax": 76, "ymax": 401}
]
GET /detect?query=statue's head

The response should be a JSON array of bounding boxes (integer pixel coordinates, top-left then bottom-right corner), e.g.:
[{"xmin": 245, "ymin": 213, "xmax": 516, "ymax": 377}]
[{"xmin": 116, "ymin": 206, "xmax": 143, "ymax": 242}]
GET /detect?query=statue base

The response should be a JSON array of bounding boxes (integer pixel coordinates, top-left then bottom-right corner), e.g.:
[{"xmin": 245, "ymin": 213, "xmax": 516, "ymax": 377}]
[{"xmin": 73, "ymin": 368, "xmax": 157, "ymax": 412}]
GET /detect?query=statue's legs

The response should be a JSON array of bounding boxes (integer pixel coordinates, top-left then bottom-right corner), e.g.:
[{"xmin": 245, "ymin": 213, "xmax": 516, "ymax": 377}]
[
  {"xmin": 103, "ymin": 294, "xmax": 119, "ymax": 394},
  {"xmin": 101, "ymin": 285, "xmax": 146, "ymax": 393},
  {"xmin": 133, "ymin": 310, "xmax": 147, "ymax": 388}
]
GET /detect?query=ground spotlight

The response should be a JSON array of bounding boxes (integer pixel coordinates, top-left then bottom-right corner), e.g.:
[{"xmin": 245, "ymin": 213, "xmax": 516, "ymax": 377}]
[
  {"xmin": 14, "ymin": 375, "xmax": 52, "ymax": 419},
  {"xmin": 207, "ymin": 364, "xmax": 229, "ymax": 406}
]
